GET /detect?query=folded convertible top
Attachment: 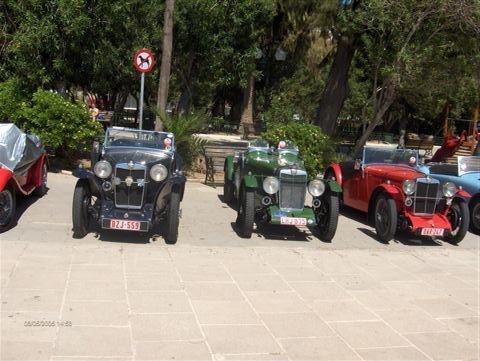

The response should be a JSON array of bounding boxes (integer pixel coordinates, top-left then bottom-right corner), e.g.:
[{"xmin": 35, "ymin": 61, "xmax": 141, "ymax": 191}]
[{"xmin": 0, "ymin": 123, "xmax": 44, "ymax": 174}]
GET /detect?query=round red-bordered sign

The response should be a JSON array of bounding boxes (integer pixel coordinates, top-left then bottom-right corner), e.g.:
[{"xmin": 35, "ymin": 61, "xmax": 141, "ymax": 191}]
[{"xmin": 134, "ymin": 49, "xmax": 155, "ymax": 73}]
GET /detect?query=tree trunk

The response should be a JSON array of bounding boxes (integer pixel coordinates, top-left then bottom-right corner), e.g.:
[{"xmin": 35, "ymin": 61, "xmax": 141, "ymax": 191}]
[
  {"xmin": 156, "ymin": 0, "xmax": 175, "ymax": 131},
  {"xmin": 238, "ymin": 74, "xmax": 255, "ymax": 138},
  {"xmin": 314, "ymin": 35, "xmax": 355, "ymax": 136},
  {"xmin": 177, "ymin": 53, "xmax": 195, "ymax": 115},
  {"xmin": 350, "ymin": 82, "xmax": 397, "ymax": 158}
]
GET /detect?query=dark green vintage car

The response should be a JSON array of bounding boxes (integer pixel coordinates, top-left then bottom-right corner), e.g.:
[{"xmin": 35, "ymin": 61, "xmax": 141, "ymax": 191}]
[{"xmin": 224, "ymin": 139, "xmax": 341, "ymax": 241}]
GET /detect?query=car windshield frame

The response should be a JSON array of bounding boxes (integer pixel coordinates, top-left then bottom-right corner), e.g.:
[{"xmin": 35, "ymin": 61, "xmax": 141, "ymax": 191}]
[
  {"xmin": 104, "ymin": 127, "xmax": 174, "ymax": 152},
  {"xmin": 458, "ymin": 156, "xmax": 480, "ymax": 176},
  {"xmin": 248, "ymin": 139, "xmax": 270, "ymax": 152},
  {"xmin": 362, "ymin": 147, "xmax": 419, "ymax": 167}
]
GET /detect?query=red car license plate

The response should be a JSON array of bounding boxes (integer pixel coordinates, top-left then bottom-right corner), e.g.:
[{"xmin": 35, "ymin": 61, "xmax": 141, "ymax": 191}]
[
  {"xmin": 280, "ymin": 217, "xmax": 307, "ymax": 226},
  {"xmin": 110, "ymin": 219, "xmax": 141, "ymax": 231},
  {"xmin": 420, "ymin": 228, "xmax": 444, "ymax": 236}
]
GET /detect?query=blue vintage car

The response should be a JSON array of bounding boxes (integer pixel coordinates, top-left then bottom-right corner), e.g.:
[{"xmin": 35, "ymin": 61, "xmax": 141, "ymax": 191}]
[{"xmin": 418, "ymin": 156, "xmax": 480, "ymax": 234}]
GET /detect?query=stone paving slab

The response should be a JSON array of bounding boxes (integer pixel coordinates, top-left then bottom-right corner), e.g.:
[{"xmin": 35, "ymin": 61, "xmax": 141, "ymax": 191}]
[{"xmin": 1, "ymin": 173, "xmax": 479, "ymax": 361}]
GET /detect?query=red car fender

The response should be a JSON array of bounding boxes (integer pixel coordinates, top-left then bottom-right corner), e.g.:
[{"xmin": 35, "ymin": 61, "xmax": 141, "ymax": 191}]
[
  {"xmin": 404, "ymin": 213, "xmax": 452, "ymax": 233},
  {"xmin": 374, "ymin": 183, "xmax": 405, "ymax": 203},
  {"xmin": 27, "ymin": 153, "xmax": 47, "ymax": 188},
  {"xmin": 0, "ymin": 168, "xmax": 13, "ymax": 191},
  {"xmin": 325, "ymin": 164, "xmax": 343, "ymax": 186},
  {"xmin": 454, "ymin": 189, "xmax": 471, "ymax": 201}
]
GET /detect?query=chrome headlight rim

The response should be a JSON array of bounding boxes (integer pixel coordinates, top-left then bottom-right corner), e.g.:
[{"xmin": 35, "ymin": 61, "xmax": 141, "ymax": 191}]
[
  {"xmin": 308, "ymin": 179, "xmax": 325, "ymax": 197},
  {"xmin": 93, "ymin": 160, "xmax": 112, "ymax": 179},
  {"xmin": 402, "ymin": 179, "xmax": 416, "ymax": 195},
  {"xmin": 262, "ymin": 176, "xmax": 279, "ymax": 195},
  {"xmin": 442, "ymin": 181, "xmax": 457, "ymax": 198},
  {"xmin": 150, "ymin": 164, "xmax": 168, "ymax": 182}
]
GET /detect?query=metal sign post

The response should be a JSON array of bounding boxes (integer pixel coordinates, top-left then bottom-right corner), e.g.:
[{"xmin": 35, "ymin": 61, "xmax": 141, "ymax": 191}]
[
  {"xmin": 138, "ymin": 73, "xmax": 145, "ymax": 129},
  {"xmin": 133, "ymin": 49, "xmax": 155, "ymax": 130}
]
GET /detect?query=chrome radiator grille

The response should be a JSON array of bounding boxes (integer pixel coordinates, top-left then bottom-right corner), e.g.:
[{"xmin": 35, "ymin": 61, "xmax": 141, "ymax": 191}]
[
  {"xmin": 279, "ymin": 170, "xmax": 307, "ymax": 210},
  {"xmin": 413, "ymin": 177, "xmax": 440, "ymax": 216},
  {"xmin": 114, "ymin": 163, "xmax": 146, "ymax": 209}
]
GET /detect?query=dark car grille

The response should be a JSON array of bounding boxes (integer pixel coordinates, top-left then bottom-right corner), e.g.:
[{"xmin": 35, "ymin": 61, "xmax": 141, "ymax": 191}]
[
  {"xmin": 413, "ymin": 177, "xmax": 440, "ymax": 216},
  {"xmin": 279, "ymin": 170, "xmax": 307, "ymax": 210},
  {"xmin": 114, "ymin": 163, "xmax": 146, "ymax": 209}
]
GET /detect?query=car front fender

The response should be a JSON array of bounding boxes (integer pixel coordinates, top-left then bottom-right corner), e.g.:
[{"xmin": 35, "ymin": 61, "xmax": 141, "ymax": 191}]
[
  {"xmin": 72, "ymin": 167, "xmax": 102, "ymax": 197},
  {"xmin": 155, "ymin": 174, "xmax": 187, "ymax": 212},
  {"xmin": 242, "ymin": 174, "xmax": 258, "ymax": 189},
  {"xmin": 224, "ymin": 156, "xmax": 234, "ymax": 182},
  {"xmin": 324, "ymin": 179, "xmax": 342, "ymax": 193},
  {"xmin": 325, "ymin": 164, "xmax": 343, "ymax": 187},
  {"xmin": 0, "ymin": 168, "xmax": 13, "ymax": 192},
  {"xmin": 453, "ymin": 189, "xmax": 471, "ymax": 203}
]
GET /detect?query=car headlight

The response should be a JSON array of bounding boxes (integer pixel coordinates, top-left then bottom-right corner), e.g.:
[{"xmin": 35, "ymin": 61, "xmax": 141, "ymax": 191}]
[
  {"xmin": 150, "ymin": 164, "xmax": 168, "ymax": 182},
  {"xmin": 263, "ymin": 176, "xmax": 279, "ymax": 195},
  {"xmin": 308, "ymin": 179, "xmax": 325, "ymax": 197},
  {"xmin": 402, "ymin": 179, "xmax": 415, "ymax": 195},
  {"xmin": 442, "ymin": 182, "xmax": 457, "ymax": 197},
  {"xmin": 94, "ymin": 160, "xmax": 112, "ymax": 179}
]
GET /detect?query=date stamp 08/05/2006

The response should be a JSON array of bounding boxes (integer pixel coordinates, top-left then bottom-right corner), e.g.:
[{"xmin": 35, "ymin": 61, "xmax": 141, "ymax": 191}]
[{"xmin": 24, "ymin": 321, "xmax": 72, "ymax": 327}]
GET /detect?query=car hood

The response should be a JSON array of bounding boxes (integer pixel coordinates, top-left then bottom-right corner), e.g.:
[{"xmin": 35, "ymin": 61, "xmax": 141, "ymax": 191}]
[
  {"xmin": 103, "ymin": 147, "xmax": 173, "ymax": 166},
  {"xmin": 367, "ymin": 165, "xmax": 425, "ymax": 182}
]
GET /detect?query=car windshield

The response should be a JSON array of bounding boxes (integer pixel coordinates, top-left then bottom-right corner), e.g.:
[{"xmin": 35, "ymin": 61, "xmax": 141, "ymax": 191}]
[
  {"xmin": 363, "ymin": 147, "xmax": 418, "ymax": 166},
  {"xmin": 278, "ymin": 140, "xmax": 298, "ymax": 151},
  {"xmin": 249, "ymin": 138, "xmax": 270, "ymax": 150},
  {"xmin": 105, "ymin": 128, "xmax": 174, "ymax": 151},
  {"xmin": 458, "ymin": 156, "xmax": 480, "ymax": 176}
]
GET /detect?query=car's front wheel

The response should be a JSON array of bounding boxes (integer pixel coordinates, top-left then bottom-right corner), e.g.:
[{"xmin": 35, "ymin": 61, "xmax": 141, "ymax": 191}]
[
  {"xmin": 165, "ymin": 190, "xmax": 181, "ymax": 244},
  {"xmin": 469, "ymin": 197, "xmax": 480, "ymax": 235},
  {"xmin": 72, "ymin": 180, "xmax": 92, "ymax": 238},
  {"xmin": 315, "ymin": 194, "xmax": 339, "ymax": 242},
  {"xmin": 374, "ymin": 194, "xmax": 397, "ymax": 243},
  {"xmin": 0, "ymin": 185, "xmax": 16, "ymax": 233},
  {"xmin": 445, "ymin": 200, "xmax": 469, "ymax": 244},
  {"xmin": 236, "ymin": 187, "xmax": 254, "ymax": 238}
]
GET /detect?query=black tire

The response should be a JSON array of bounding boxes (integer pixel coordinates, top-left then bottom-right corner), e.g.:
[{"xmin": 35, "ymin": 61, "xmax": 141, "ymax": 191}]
[
  {"xmin": 445, "ymin": 200, "xmax": 470, "ymax": 244},
  {"xmin": 373, "ymin": 194, "xmax": 397, "ymax": 243},
  {"xmin": 33, "ymin": 162, "xmax": 48, "ymax": 197},
  {"xmin": 469, "ymin": 198, "xmax": 480, "ymax": 235},
  {"xmin": 165, "ymin": 191, "xmax": 180, "ymax": 244},
  {"xmin": 223, "ymin": 174, "xmax": 234, "ymax": 203},
  {"xmin": 0, "ymin": 185, "xmax": 16, "ymax": 233},
  {"xmin": 72, "ymin": 180, "xmax": 91, "ymax": 238},
  {"xmin": 315, "ymin": 194, "xmax": 339, "ymax": 242},
  {"xmin": 236, "ymin": 187, "xmax": 254, "ymax": 238}
]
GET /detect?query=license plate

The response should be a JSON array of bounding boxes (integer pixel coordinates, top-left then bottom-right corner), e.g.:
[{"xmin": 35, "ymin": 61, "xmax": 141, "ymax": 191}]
[
  {"xmin": 420, "ymin": 228, "xmax": 444, "ymax": 236},
  {"xmin": 280, "ymin": 217, "xmax": 307, "ymax": 226},
  {"xmin": 109, "ymin": 219, "xmax": 141, "ymax": 231}
]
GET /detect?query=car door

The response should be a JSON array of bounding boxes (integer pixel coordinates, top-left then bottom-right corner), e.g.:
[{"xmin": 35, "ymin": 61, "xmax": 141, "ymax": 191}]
[{"xmin": 343, "ymin": 162, "xmax": 369, "ymax": 212}]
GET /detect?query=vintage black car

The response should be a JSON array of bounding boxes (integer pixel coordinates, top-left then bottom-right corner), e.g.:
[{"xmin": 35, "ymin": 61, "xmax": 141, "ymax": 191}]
[{"xmin": 72, "ymin": 127, "xmax": 186, "ymax": 244}]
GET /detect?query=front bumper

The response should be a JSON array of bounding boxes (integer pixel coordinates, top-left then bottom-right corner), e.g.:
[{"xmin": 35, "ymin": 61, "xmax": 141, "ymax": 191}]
[
  {"xmin": 267, "ymin": 205, "xmax": 317, "ymax": 226},
  {"xmin": 404, "ymin": 212, "xmax": 452, "ymax": 236},
  {"xmin": 100, "ymin": 200, "xmax": 154, "ymax": 232}
]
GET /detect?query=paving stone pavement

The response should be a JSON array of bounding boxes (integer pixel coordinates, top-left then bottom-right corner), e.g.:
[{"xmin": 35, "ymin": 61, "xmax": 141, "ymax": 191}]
[{"xmin": 1, "ymin": 173, "xmax": 479, "ymax": 361}]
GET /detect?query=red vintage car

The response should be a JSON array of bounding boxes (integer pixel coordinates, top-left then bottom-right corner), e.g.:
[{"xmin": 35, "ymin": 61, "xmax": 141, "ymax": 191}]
[
  {"xmin": 0, "ymin": 124, "xmax": 48, "ymax": 232},
  {"xmin": 325, "ymin": 147, "xmax": 470, "ymax": 243}
]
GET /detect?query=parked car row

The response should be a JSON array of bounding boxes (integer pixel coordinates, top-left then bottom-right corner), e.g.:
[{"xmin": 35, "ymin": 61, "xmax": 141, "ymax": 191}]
[{"xmin": 1, "ymin": 124, "xmax": 478, "ymax": 244}]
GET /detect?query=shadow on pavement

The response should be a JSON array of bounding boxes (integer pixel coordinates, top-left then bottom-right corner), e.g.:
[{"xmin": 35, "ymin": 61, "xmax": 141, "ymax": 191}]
[
  {"xmin": 230, "ymin": 222, "xmax": 312, "ymax": 242},
  {"xmin": 341, "ymin": 204, "xmax": 448, "ymax": 247},
  {"xmin": 96, "ymin": 230, "xmax": 155, "ymax": 244},
  {"xmin": 9, "ymin": 191, "xmax": 47, "ymax": 232}
]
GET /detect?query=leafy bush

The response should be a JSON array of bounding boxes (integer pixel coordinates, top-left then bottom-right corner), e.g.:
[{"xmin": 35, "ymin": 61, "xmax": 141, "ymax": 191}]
[
  {"xmin": 262, "ymin": 121, "xmax": 336, "ymax": 178},
  {"xmin": 160, "ymin": 111, "xmax": 208, "ymax": 170},
  {"xmin": 0, "ymin": 82, "xmax": 103, "ymax": 156},
  {"xmin": 24, "ymin": 90, "xmax": 103, "ymax": 154}
]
